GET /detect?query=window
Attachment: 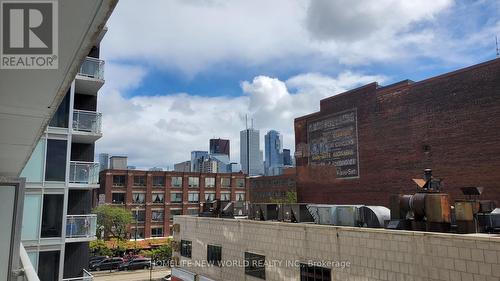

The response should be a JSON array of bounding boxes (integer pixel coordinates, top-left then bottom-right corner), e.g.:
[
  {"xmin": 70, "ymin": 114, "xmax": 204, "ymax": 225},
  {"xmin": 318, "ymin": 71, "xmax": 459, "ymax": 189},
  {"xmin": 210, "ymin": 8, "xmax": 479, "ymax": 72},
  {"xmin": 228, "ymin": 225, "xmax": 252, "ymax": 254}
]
[
  {"xmin": 49, "ymin": 91, "xmax": 69, "ymax": 128},
  {"xmin": 171, "ymin": 176, "xmax": 182, "ymax": 187},
  {"xmin": 221, "ymin": 177, "xmax": 230, "ymax": 187},
  {"xmin": 188, "ymin": 177, "xmax": 199, "ymax": 188},
  {"xmin": 112, "ymin": 193, "xmax": 125, "ymax": 204},
  {"xmin": 22, "ymin": 194, "xmax": 42, "ymax": 241},
  {"xmin": 245, "ymin": 252, "xmax": 266, "ymax": 279},
  {"xmin": 41, "ymin": 194, "xmax": 64, "ymax": 238},
  {"xmin": 152, "ymin": 193, "xmax": 165, "ymax": 203},
  {"xmin": 300, "ymin": 264, "xmax": 331, "ymax": 281},
  {"xmin": 170, "ymin": 209, "xmax": 182, "ymax": 221},
  {"xmin": 132, "ymin": 193, "xmax": 145, "ymax": 204},
  {"xmin": 131, "ymin": 228, "xmax": 145, "ymax": 239},
  {"xmin": 134, "ymin": 210, "xmax": 145, "ymax": 222},
  {"xmin": 133, "ymin": 176, "xmax": 146, "ymax": 187},
  {"xmin": 20, "ymin": 139, "xmax": 45, "ymax": 183},
  {"xmin": 152, "ymin": 210, "xmax": 164, "ymax": 221},
  {"xmin": 38, "ymin": 251, "xmax": 60, "ymax": 281},
  {"xmin": 113, "ymin": 175, "xmax": 126, "ymax": 187},
  {"xmin": 220, "ymin": 192, "xmax": 231, "ymax": 201},
  {"xmin": 236, "ymin": 192, "xmax": 245, "ymax": 201},
  {"xmin": 204, "ymin": 192, "xmax": 215, "ymax": 202},
  {"xmin": 45, "ymin": 139, "xmax": 67, "ymax": 181},
  {"xmin": 180, "ymin": 240, "xmax": 192, "ymax": 258},
  {"xmin": 171, "ymin": 192, "xmax": 183, "ymax": 203},
  {"xmin": 207, "ymin": 245, "xmax": 222, "ymax": 266},
  {"xmin": 205, "ymin": 177, "xmax": 215, "ymax": 188},
  {"xmin": 236, "ymin": 178, "xmax": 245, "ymax": 188},
  {"xmin": 153, "ymin": 176, "xmax": 165, "ymax": 187},
  {"xmin": 151, "ymin": 227, "xmax": 164, "ymax": 237},
  {"xmin": 187, "ymin": 208, "xmax": 198, "ymax": 216},
  {"xmin": 188, "ymin": 193, "xmax": 199, "ymax": 203}
]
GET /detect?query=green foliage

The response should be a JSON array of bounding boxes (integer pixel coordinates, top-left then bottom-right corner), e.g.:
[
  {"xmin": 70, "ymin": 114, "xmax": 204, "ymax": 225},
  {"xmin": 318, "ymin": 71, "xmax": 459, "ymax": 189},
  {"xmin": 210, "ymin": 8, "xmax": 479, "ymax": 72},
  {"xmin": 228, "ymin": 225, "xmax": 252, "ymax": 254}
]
[
  {"xmin": 90, "ymin": 240, "xmax": 113, "ymax": 256},
  {"xmin": 93, "ymin": 205, "xmax": 133, "ymax": 240},
  {"xmin": 270, "ymin": 191, "xmax": 298, "ymax": 204},
  {"xmin": 140, "ymin": 239, "xmax": 172, "ymax": 262}
]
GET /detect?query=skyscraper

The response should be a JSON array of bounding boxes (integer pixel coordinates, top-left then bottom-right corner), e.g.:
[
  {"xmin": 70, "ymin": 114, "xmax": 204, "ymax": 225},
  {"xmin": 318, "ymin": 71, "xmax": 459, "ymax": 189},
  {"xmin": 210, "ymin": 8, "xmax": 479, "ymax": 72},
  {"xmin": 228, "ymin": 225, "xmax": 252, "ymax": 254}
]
[
  {"xmin": 240, "ymin": 128, "xmax": 262, "ymax": 176},
  {"xmin": 209, "ymin": 138, "xmax": 230, "ymax": 159},
  {"xmin": 264, "ymin": 130, "xmax": 284, "ymax": 176},
  {"xmin": 99, "ymin": 153, "xmax": 109, "ymax": 171},
  {"xmin": 283, "ymin": 149, "xmax": 292, "ymax": 166},
  {"xmin": 191, "ymin": 151, "xmax": 209, "ymax": 172}
]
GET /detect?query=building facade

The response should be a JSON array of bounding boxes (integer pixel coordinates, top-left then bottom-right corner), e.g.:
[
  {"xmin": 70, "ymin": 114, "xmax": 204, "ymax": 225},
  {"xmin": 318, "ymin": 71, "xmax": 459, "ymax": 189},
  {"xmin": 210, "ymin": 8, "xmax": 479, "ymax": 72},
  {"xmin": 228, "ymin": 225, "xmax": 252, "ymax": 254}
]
[
  {"xmin": 264, "ymin": 130, "xmax": 284, "ymax": 176},
  {"xmin": 191, "ymin": 151, "xmax": 209, "ymax": 172},
  {"xmin": 172, "ymin": 215, "xmax": 500, "ymax": 281},
  {"xmin": 175, "ymin": 161, "xmax": 191, "ymax": 172},
  {"xmin": 249, "ymin": 174, "xmax": 296, "ymax": 203},
  {"xmin": 209, "ymin": 138, "xmax": 230, "ymax": 159},
  {"xmin": 19, "ymin": 44, "xmax": 106, "ymax": 280},
  {"xmin": 283, "ymin": 149, "xmax": 292, "ymax": 166},
  {"xmin": 240, "ymin": 128, "xmax": 263, "ymax": 176},
  {"xmin": 295, "ymin": 58, "xmax": 500, "ymax": 206},
  {"xmin": 98, "ymin": 170, "xmax": 249, "ymax": 238}
]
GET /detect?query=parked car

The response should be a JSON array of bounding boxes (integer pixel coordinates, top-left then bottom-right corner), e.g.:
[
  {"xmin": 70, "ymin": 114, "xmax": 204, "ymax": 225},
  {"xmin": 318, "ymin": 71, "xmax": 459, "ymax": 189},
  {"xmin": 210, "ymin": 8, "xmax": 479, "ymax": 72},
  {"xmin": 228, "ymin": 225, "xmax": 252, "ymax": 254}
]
[
  {"xmin": 118, "ymin": 258, "xmax": 152, "ymax": 270},
  {"xmin": 89, "ymin": 256, "xmax": 107, "ymax": 267},
  {"xmin": 89, "ymin": 257, "xmax": 124, "ymax": 271},
  {"xmin": 163, "ymin": 274, "xmax": 171, "ymax": 281}
]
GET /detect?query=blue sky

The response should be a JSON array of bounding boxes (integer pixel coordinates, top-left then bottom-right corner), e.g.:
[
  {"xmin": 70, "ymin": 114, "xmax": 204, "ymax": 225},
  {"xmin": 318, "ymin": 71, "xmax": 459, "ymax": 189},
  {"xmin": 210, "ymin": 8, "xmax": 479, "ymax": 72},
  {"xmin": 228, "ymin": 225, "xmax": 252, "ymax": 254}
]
[{"xmin": 96, "ymin": 0, "xmax": 500, "ymax": 169}]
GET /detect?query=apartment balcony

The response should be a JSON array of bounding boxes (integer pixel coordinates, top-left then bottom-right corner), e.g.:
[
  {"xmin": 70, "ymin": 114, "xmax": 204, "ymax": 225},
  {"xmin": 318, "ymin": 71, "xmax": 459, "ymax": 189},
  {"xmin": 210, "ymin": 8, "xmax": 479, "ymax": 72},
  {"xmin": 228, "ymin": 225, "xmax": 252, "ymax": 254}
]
[
  {"xmin": 75, "ymin": 57, "xmax": 105, "ymax": 95},
  {"xmin": 69, "ymin": 161, "xmax": 99, "ymax": 188},
  {"xmin": 65, "ymin": 215, "xmax": 97, "ymax": 243},
  {"xmin": 72, "ymin": 109, "xmax": 102, "ymax": 143}
]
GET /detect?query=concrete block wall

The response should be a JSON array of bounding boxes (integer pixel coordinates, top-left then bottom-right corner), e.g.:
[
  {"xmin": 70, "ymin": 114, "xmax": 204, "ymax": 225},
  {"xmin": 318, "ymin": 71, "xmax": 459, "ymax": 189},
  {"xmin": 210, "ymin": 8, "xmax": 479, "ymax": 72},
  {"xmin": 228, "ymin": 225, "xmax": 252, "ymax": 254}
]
[{"xmin": 173, "ymin": 216, "xmax": 500, "ymax": 281}]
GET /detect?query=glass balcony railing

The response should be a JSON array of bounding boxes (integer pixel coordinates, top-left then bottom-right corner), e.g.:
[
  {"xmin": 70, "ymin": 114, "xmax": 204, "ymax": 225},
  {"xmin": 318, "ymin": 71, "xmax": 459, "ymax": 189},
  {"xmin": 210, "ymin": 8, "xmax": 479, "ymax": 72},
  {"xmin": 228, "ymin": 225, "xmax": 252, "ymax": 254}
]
[
  {"xmin": 78, "ymin": 57, "xmax": 104, "ymax": 80},
  {"xmin": 73, "ymin": 110, "xmax": 102, "ymax": 134},
  {"xmin": 69, "ymin": 161, "xmax": 99, "ymax": 185},
  {"xmin": 66, "ymin": 215, "xmax": 97, "ymax": 240}
]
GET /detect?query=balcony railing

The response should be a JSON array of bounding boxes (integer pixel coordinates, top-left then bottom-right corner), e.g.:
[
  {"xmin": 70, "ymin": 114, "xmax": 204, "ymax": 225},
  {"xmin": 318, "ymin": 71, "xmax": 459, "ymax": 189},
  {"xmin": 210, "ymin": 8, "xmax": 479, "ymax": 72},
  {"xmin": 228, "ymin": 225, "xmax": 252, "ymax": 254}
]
[
  {"xmin": 62, "ymin": 269, "xmax": 94, "ymax": 281},
  {"xmin": 69, "ymin": 161, "xmax": 99, "ymax": 185},
  {"xmin": 66, "ymin": 215, "xmax": 97, "ymax": 239},
  {"xmin": 20, "ymin": 243, "xmax": 40, "ymax": 281},
  {"xmin": 73, "ymin": 110, "xmax": 102, "ymax": 134},
  {"xmin": 78, "ymin": 57, "xmax": 104, "ymax": 80}
]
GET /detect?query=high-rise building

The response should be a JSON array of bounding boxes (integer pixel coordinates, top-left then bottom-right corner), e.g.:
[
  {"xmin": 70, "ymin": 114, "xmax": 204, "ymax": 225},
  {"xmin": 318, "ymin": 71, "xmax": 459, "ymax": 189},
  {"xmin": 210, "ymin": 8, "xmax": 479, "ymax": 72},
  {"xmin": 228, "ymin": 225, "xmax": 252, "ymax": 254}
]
[
  {"xmin": 191, "ymin": 151, "xmax": 209, "ymax": 172},
  {"xmin": 174, "ymin": 161, "xmax": 191, "ymax": 172},
  {"xmin": 99, "ymin": 153, "xmax": 109, "ymax": 171},
  {"xmin": 19, "ymin": 41, "xmax": 108, "ymax": 279},
  {"xmin": 264, "ymin": 130, "xmax": 284, "ymax": 176},
  {"xmin": 209, "ymin": 138, "xmax": 230, "ymax": 159},
  {"xmin": 283, "ymin": 149, "xmax": 292, "ymax": 166},
  {"xmin": 240, "ymin": 128, "xmax": 263, "ymax": 176}
]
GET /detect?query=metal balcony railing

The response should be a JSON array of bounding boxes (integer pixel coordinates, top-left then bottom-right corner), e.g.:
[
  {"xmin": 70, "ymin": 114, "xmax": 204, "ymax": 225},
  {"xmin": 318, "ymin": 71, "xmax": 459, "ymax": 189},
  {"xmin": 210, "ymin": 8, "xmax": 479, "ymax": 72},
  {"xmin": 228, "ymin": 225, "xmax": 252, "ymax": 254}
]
[
  {"xmin": 20, "ymin": 243, "xmax": 40, "ymax": 281},
  {"xmin": 69, "ymin": 161, "xmax": 99, "ymax": 185},
  {"xmin": 66, "ymin": 215, "xmax": 97, "ymax": 239},
  {"xmin": 62, "ymin": 269, "xmax": 94, "ymax": 281},
  {"xmin": 73, "ymin": 110, "xmax": 102, "ymax": 134},
  {"xmin": 78, "ymin": 57, "xmax": 104, "ymax": 80}
]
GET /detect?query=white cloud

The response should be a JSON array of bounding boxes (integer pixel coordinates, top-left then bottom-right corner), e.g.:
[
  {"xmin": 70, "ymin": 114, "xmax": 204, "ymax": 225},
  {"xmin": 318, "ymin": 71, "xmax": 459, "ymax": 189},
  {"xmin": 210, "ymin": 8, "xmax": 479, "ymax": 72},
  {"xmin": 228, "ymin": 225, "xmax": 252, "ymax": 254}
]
[
  {"xmin": 100, "ymin": 0, "xmax": 473, "ymax": 76},
  {"xmin": 97, "ymin": 64, "xmax": 385, "ymax": 168}
]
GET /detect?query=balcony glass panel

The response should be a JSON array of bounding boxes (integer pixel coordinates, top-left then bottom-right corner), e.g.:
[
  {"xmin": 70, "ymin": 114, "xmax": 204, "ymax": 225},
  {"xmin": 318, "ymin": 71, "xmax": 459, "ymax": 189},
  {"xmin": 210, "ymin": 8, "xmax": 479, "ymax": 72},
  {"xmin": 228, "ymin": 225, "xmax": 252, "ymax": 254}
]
[
  {"xmin": 73, "ymin": 110, "xmax": 102, "ymax": 134},
  {"xmin": 20, "ymin": 139, "xmax": 45, "ymax": 183},
  {"xmin": 21, "ymin": 194, "xmax": 42, "ymax": 241},
  {"xmin": 65, "ymin": 214, "xmax": 97, "ymax": 239},
  {"xmin": 69, "ymin": 161, "xmax": 99, "ymax": 184},
  {"xmin": 78, "ymin": 57, "xmax": 104, "ymax": 80}
]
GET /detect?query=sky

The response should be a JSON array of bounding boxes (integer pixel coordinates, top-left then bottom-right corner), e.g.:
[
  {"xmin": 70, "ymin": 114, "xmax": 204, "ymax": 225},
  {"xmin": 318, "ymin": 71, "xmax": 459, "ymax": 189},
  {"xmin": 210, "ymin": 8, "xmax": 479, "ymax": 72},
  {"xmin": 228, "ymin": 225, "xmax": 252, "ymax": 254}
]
[{"xmin": 96, "ymin": 0, "xmax": 500, "ymax": 169}]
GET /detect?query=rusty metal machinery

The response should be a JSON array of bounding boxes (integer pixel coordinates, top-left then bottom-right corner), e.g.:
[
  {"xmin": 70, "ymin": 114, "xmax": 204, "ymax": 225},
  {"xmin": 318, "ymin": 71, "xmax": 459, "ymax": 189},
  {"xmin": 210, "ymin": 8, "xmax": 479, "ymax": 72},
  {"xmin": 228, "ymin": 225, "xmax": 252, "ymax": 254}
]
[{"xmin": 388, "ymin": 169, "xmax": 451, "ymax": 232}]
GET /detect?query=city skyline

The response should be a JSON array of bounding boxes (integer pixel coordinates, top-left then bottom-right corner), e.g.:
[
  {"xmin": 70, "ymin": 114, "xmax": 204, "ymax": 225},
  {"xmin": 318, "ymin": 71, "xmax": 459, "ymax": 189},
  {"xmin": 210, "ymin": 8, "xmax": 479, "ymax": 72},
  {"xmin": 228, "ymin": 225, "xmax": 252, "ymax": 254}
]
[{"xmin": 95, "ymin": 0, "xmax": 500, "ymax": 169}]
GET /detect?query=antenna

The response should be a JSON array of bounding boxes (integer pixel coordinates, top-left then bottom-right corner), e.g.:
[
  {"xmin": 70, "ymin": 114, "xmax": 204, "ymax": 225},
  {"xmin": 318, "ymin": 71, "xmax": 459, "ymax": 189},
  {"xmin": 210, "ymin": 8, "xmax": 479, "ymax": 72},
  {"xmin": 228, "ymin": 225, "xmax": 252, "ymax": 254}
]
[
  {"xmin": 245, "ymin": 114, "xmax": 248, "ymax": 130},
  {"xmin": 496, "ymin": 36, "xmax": 499, "ymax": 58}
]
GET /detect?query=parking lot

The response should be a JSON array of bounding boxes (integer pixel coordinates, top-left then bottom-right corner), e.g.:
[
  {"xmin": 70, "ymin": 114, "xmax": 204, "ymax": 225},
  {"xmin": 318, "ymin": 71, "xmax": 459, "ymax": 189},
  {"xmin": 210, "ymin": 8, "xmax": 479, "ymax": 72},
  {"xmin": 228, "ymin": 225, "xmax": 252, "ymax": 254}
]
[{"xmin": 93, "ymin": 268, "xmax": 171, "ymax": 281}]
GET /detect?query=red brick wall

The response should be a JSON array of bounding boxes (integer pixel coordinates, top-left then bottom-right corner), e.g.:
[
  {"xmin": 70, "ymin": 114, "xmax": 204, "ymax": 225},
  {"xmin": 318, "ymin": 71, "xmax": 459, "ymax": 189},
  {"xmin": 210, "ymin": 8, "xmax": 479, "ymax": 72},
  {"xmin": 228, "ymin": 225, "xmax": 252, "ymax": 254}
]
[
  {"xmin": 99, "ymin": 170, "xmax": 249, "ymax": 238},
  {"xmin": 295, "ymin": 59, "xmax": 500, "ymax": 206}
]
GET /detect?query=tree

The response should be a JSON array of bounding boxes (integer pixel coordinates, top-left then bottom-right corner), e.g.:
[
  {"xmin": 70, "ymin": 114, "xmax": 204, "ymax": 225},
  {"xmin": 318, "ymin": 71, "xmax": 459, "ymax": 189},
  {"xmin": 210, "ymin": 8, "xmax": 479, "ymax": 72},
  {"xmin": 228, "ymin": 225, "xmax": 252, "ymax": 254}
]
[
  {"xmin": 89, "ymin": 239, "xmax": 113, "ymax": 256},
  {"xmin": 93, "ymin": 205, "xmax": 133, "ymax": 240}
]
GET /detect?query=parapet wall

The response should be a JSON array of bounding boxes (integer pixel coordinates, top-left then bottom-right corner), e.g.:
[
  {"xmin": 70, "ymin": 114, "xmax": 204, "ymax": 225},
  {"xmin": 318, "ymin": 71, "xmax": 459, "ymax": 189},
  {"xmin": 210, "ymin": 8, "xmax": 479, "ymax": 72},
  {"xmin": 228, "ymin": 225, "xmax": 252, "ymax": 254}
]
[{"xmin": 173, "ymin": 216, "xmax": 500, "ymax": 281}]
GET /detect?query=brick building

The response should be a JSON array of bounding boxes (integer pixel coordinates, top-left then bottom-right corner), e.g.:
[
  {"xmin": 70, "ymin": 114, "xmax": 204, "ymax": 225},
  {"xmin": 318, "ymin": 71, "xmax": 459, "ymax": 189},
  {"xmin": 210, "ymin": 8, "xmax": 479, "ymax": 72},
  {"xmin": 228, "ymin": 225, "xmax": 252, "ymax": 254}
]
[
  {"xmin": 295, "ymin": 58, "xmax": 500, "ymax": 206},
  {"xmin": 98, "ymin": 170, "xmax": 248, "ymax": 238},
  {"xmin": 249, "ymin": 170, "xmax": 297, "ymax": 203}
]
